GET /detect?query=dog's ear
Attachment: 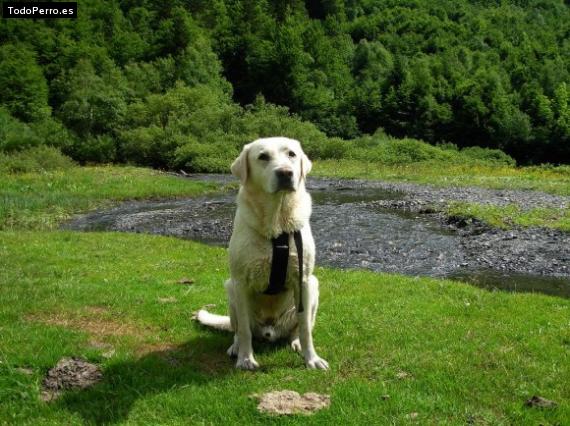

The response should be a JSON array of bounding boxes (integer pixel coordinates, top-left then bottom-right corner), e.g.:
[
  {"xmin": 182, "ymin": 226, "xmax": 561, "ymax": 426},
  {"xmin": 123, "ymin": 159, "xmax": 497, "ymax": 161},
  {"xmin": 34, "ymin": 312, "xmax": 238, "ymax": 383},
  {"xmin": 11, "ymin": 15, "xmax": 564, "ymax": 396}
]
[
  {"xmin": 231, "ymin": 143, "xmax": 251, "ymax": 184},
  {"xmin": 300, "ymin": 152, "xmax": 312, "ymax": 179}
]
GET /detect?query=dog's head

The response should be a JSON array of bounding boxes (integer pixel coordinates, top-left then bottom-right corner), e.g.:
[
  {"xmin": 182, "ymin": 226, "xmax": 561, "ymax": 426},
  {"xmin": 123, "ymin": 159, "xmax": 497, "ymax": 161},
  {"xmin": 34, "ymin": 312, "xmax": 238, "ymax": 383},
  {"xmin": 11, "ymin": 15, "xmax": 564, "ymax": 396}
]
[{"xmin": 231, "ymin": 137, "xmax": 312, "ymax": 194}]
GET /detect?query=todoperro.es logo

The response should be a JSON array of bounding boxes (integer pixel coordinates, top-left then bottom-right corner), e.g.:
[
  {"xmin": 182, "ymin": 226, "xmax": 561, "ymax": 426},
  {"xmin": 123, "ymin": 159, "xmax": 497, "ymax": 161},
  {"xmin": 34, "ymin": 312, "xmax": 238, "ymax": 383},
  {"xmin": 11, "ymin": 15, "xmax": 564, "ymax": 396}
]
[{"xmin": 2, "ymin": 2, "xmax": 77, "ymax": 18}]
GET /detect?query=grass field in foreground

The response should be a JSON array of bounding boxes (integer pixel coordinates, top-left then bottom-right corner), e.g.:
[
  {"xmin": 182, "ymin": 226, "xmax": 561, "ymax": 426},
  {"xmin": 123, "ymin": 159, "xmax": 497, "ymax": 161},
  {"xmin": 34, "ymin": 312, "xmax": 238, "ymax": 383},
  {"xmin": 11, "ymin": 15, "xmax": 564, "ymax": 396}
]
[
  {"xmin": 0, "ymin": 165, "xmax": 568, "ymax": 423},
  {"xmin": 0, "ymin": 231, "xmax": 568, "ymax": 425}
]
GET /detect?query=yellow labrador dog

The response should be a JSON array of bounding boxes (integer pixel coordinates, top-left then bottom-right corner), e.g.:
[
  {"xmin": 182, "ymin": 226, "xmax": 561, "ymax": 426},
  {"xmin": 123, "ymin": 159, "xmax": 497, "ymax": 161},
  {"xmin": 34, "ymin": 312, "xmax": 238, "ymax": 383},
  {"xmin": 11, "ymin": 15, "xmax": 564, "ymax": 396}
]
[{"xmin": 196, "ymin": 137, "xmax": 328, "ymax": 370}]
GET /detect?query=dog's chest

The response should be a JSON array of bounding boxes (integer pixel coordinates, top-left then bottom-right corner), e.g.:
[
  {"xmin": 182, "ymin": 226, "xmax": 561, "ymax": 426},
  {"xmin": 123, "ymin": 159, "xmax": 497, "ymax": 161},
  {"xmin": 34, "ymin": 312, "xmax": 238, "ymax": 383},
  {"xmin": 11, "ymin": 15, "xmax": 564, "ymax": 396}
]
[{"xmin": 239, "ymin": 242, "xmax": 300, "ymax": 294}]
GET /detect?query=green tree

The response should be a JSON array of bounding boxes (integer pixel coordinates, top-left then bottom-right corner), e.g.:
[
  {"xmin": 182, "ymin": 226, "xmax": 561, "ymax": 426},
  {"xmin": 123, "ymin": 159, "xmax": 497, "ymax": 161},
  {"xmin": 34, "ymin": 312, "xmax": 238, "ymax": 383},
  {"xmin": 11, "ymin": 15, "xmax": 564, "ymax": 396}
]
[{"xmin": 0, "ymin": 44, "xmax": 50, "ymax": 122}]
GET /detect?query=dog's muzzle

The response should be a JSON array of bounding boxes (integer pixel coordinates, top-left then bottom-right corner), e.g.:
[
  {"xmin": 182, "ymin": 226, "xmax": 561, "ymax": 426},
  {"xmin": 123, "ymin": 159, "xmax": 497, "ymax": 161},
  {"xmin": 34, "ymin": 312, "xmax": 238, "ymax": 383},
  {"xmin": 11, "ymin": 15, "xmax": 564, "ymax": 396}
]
[{"xmin": 275, "ymin": 168, "xmax": 294, "ymax": 191}]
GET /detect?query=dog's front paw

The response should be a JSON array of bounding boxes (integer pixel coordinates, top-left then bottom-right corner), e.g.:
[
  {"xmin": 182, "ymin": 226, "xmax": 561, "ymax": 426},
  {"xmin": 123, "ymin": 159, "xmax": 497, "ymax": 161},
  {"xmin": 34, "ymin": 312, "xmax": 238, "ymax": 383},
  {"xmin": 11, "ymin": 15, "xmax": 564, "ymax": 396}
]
[
  {"xmin": 227, "ymin": 342, "xmax": 239, "ymax": 358},
  {"xmin": 305, "ymin": 355, "xmax": 329, "ymax": 370},
  {"xmin": 290, "ymin": 338, "xmax": 301, "ymax": 352},
  {"xmin": 236, "ymin": 356, "xmax": 259, "ymax": 370}
]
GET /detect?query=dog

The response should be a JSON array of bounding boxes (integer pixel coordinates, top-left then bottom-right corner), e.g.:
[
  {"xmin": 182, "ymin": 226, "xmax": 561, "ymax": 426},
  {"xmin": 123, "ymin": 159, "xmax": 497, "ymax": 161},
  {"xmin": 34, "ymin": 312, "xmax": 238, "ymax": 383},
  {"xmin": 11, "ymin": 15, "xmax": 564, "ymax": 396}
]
[{"xmin": 195, "ymin": 137, "xmax": 329, "ymax": 370}]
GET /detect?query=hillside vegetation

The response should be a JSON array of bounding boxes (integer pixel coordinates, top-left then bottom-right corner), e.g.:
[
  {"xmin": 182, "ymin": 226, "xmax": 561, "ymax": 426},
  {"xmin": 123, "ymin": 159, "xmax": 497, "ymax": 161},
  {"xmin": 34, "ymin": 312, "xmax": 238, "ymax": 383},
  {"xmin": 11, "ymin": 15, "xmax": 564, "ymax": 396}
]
[{"xmin": 1, "ymin": 0, "xmax": 569, "ymax": 169}]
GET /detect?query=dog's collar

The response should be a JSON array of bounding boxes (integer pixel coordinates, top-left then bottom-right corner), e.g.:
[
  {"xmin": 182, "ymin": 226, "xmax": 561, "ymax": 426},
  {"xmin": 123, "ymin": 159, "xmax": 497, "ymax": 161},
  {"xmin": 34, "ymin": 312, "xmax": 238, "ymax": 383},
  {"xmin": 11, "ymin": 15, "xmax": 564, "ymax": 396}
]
[{"xmin": 264, "ymin": 231, "xmax": 305, "ymax": 313}]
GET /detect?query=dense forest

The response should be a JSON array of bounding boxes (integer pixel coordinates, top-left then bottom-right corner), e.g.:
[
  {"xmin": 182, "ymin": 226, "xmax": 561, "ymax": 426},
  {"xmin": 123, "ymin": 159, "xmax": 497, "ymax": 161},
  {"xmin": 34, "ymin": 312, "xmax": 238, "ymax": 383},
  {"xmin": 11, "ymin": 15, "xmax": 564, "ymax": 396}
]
[{"xmin": 1, "ymin": 0, "xmax": 569, "ymax": 169}]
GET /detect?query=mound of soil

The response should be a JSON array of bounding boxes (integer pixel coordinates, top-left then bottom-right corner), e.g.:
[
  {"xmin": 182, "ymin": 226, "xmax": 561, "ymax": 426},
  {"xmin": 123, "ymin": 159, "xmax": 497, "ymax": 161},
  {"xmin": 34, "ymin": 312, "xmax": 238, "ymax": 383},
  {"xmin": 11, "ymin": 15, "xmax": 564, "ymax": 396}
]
[
  {"xmin": 41, "ymin": 357, "xmax": 102, "ymax": 401},
  {"xmin": 253, "ymin": 390, "xmax": 330, "ymax": 415},
  {"xmin": 525, "ymin": 395, "xmax": 557, "ymax": 409}
]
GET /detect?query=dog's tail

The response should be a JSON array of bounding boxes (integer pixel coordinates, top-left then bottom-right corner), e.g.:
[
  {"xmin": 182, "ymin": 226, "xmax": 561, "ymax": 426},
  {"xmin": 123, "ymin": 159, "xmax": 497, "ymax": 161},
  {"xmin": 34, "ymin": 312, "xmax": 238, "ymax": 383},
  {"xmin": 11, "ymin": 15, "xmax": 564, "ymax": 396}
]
[{"xmin": 194, "ymin": 309, "xmax": 233, "ymax": 332}]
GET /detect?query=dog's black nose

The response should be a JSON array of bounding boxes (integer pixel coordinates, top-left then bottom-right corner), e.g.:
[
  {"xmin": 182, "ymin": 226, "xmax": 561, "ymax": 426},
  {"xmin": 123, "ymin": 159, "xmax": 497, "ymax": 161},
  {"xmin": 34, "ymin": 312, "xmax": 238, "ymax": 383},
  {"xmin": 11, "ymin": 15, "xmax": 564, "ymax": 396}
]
[
  {"xmin": 264, "ymin": 332, "xmax": 271, "ymax": 338},
  {"xmin": 275, "ymin": 168, "xmax": 294, "ymax": 190},
  {"xmin": 275, "ymin": 168, "xmax": 293, "ymax": 180}
]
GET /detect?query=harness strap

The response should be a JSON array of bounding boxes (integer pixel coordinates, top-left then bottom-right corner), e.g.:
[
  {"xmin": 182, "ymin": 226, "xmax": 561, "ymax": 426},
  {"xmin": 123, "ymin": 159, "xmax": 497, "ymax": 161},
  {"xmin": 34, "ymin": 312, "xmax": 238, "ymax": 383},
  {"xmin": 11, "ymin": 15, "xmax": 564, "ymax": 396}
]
[
  {"xmin": 264, "ymin": 230, "xmax": 305, "ymax": 314},
  {"xmin": 265, "ymin": 232, "xmax": 290, "ymax": 296},
  {"xmin": 293, "ymin": 230, "xmax": 304, "ymax": 313}
]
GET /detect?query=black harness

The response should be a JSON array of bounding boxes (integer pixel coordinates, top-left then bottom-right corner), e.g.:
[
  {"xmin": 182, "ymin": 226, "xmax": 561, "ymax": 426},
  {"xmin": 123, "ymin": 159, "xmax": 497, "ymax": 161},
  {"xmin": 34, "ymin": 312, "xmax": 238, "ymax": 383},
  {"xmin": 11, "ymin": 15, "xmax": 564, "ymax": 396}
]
[{"xmin": 264, "ymin": 230, "xmax": 304, "ymax": 313}]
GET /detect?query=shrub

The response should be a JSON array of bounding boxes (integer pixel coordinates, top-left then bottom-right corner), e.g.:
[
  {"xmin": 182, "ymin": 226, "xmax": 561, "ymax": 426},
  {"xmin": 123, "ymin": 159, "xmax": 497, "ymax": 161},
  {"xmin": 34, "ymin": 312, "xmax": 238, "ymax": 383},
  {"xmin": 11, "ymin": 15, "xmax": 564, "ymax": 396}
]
[
  {"xmin": 349, "ymin": 138, "xmax": 455, "ymax": 164},
  {"xmin": 238, "ymin": 100, "xmax": 330, "ymax": 159},
  {"xmin": 30, "ymin": 118, "xmax": 76, "ymax": 151},
  {"xmin": 68, "ymin": 134, "xmax": 117, "ymax": 164},
  {"xmin": 316, "ymin": 137, "xmax": 351, "ymax": 159},
  {"xmin": 119, "ymin": 126, "xmax": 170, "ymax": 168},
  {"xmin": 174, "ymin": 141, "xmax": 238, "ymax": 173},
  {"xmin": 0, "ymin": 146, "xmax": 75, "ymax": 173},
  {"xmin": 460, "ymin": 146, "xmax": 516, "ymax": 166},
  {"xmin": 0, "ymin": 108, "xmax": 42, "ymax": 152}
]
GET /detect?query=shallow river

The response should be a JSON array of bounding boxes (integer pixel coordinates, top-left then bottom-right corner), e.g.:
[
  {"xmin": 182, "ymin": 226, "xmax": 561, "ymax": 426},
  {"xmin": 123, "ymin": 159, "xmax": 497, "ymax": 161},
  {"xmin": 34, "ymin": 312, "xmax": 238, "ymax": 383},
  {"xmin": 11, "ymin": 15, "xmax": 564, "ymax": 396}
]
[{"xmin": 64, "ymin": 174, "xmax": 570, "ymax": 298}]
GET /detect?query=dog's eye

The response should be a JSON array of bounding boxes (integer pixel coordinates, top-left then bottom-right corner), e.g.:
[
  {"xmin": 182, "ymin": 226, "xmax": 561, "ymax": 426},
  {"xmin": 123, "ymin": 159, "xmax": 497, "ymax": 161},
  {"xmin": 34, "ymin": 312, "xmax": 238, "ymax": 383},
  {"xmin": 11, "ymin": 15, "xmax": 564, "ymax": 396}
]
[
  {"xmin": 258, "ymin": 153, "xmax": 270, "ymax": 161},
  {"xmin": 288, "ymin": 151, "xmax": 296, "ymax": 158}
]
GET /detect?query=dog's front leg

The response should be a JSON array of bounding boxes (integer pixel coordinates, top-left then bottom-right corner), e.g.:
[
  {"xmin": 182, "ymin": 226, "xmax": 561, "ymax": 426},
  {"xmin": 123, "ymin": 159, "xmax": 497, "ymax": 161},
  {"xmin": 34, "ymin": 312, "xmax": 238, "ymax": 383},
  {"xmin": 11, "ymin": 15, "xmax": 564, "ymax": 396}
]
[
  {"xmin": 234, "ymin": 284, "xmax": 259, "ymax": 370},
  {"xmin": 297, "ymin": 275, "xmax": 329, "ymax": 370}
]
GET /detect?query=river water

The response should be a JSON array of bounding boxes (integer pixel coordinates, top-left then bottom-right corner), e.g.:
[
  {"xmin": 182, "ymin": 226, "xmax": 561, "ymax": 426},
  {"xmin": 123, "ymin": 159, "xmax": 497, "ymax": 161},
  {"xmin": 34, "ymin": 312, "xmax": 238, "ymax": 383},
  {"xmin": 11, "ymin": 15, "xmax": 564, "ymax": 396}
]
[{"xmin": 64, "ymin": 174, "xmax": 570, "ymax": 298}]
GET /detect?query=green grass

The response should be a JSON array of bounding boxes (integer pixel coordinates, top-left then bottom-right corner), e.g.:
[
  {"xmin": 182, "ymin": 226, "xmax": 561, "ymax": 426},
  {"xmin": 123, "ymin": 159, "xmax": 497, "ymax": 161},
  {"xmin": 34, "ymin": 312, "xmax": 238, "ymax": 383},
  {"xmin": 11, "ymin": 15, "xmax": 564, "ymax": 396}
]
[
  {"xmin": 447, "ymin": 202, "xmax": 570, "ymax": 232},
  {"xmin": 315, "ymin": 160, "xmax": 570, "ymax": 231},
  {"xmin": 314, "ymin": 160, "xmax": 570, "ymax": 196},
  {"xmin": 0, "ymin": 165, "xmax": 219, "ymax": 230},
  {"xmin": 0, "ymin": 164, "xmax": 568, "ymax": 424},
  {"xmin": 0, "ymin": 231, "xmax": 568, "ymax": 424}
]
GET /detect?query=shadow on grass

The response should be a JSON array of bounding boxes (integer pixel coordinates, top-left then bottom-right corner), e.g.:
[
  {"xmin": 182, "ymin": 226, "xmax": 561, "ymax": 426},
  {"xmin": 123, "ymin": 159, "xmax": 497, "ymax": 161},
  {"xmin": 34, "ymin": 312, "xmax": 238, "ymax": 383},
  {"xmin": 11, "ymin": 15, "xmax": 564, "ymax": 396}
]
[
  {"xmin": 56, "ymin": 331, "xmax": 299, "ymax": 424},
  {"xmin": 56, "ymin": 333, "xmax": 234, "ymax": 425}
]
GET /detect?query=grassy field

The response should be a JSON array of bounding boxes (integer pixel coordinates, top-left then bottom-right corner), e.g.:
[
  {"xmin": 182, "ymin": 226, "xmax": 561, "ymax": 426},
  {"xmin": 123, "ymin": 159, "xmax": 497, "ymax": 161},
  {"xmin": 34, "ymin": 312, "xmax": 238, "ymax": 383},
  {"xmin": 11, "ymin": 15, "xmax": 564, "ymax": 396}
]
[
  {"xmin": 314, "ymin": 160, "xmax": 570, "ymax": 195},
  {"xmin": 0, "ymin": 166, "xmax": 220, "ymax": 230},
  {"xmin": 315, "ymin": 160, "xmax": 570, "ymax": 231},
  {"xmin": 446, "ymin": 202, "xmax": 570, "ymax": 232},
  {"xmin": 0, "ymin": 164, "xmax": 568, "ymax": 424}
]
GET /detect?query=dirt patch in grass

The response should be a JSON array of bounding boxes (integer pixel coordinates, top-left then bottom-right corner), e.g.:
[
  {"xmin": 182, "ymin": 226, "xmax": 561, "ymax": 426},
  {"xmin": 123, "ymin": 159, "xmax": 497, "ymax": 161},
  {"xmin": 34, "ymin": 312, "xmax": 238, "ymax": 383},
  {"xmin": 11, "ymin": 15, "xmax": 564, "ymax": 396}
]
[
  {"xmin": 41, "ymin": 357, "xmax": 102, "ymax": 402},
  {"xmin": 26, "ymin": 307, "xmax": 155, "ymax": 338},
  {"xmin": 134, "ymin": 342, "xmax": 178, "ymax": 358},
  {"xmin": 26, "ymin": 309, "xmax": 197, "ymax": 364},
  {"xmin": 525, "ymin": 395, "xmax": 558, "ymax": 409},
  {"xmin": 83, "ymin": 306, "xmax": 109, "ymax": 315},
  {"xmin": 252, "ymin": 390, "xmax": 330, "ymax": 415}
]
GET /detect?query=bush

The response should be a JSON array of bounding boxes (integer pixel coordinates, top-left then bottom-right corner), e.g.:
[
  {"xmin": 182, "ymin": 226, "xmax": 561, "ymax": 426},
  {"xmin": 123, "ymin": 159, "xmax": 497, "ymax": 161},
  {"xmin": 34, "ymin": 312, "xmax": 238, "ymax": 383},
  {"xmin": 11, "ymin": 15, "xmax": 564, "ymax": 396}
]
[
  {"xmin": 460, "ymin": 146, "xmax": 516, "ymax": 166},
  {"xmin": 0, "ymin": 108, "xmax": 42, "ymax": 152},
  {"xmin": 119, "ymin": 126, "xmax": 172, "ymax": 168},
  {"xmin": 238, "ymin": 100, "xmax": 330, "ymax": 159},
  {"xmin": 0, "ymin": 146, "xmax": 75, "ymax": 174},
  {"xmin": 174, "ymin": 142, "xmax": 238, "ymax": 173},
  {"xmin": 348, "ymin": 138, "xmax": 455, "ymax": 164},
  {"xmin": 30, "ymin": 118, "xmax": 76, "ymax": 152},
  {"xmin": 315, "ymin": 137, "xmax": 351, "ymax": 159},
  {"xmin": 68, "ymin": 134, "xmax": 117, "ymax": 164}
]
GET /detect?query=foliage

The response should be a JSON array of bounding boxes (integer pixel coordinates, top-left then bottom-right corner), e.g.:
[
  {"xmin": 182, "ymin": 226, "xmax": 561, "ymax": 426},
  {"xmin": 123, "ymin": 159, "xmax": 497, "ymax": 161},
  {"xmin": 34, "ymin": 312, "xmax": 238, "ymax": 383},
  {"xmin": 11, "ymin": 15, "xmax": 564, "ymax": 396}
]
[
  {"xmin": 0, "ymin": 107, "xmax": 42, "ymax": 152},
  {"xmin": 0, "ymin": 43, "xmax": 50, "ymax": 122},
  {"xmin": 0, "ymin": 146, "xmax": 75, "ymax": 174},
  {"xmin": 0, "ymin": 107, "xmax": 74, "ymax": 153},
  {"xmin": 0, "ymin": 0, "xmax": 568, "ymax": 167}
]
